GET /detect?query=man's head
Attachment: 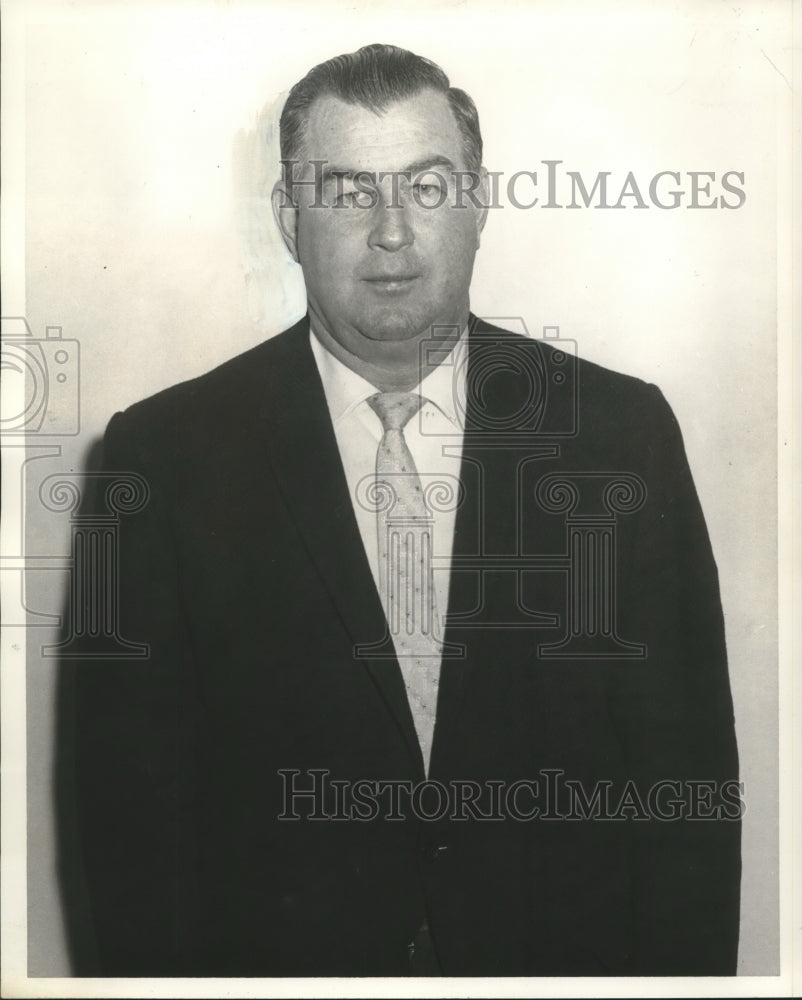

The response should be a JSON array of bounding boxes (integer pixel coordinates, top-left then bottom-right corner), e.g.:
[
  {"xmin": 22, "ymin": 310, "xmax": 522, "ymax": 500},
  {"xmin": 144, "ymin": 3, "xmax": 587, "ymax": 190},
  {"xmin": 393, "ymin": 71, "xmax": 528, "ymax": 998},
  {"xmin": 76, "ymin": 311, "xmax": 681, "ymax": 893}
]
[
  {"xmin": 271, "ymin": 43, "xmax": 489, "ymax": 389},
  {"xmin": 278, "ymin": 43, "xmax": 483, "ymax": 176}
]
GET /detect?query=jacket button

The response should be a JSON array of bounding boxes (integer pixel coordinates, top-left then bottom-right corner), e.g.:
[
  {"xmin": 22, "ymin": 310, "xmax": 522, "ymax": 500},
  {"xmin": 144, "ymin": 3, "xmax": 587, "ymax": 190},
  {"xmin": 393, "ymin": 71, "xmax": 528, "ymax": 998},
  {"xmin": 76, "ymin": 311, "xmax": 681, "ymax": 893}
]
[{"xmin": 420, "ymin": 842, "xmax": 448, "ymax": 863}]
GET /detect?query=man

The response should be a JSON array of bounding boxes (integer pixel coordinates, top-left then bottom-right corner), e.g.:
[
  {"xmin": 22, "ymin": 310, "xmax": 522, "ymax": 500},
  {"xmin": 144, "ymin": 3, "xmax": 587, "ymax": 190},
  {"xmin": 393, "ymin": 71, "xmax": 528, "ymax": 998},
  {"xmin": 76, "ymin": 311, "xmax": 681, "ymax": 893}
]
[{"xmin": 60, "ymin": 43, "xmax": 740, "ymax": 977}]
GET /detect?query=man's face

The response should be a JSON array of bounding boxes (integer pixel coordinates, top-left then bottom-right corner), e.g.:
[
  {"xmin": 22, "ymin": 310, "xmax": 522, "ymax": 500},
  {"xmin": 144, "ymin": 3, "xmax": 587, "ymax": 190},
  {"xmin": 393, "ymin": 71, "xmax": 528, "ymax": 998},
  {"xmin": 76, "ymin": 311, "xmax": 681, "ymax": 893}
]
[{"xmin": 273, "ymin": 89, "xmax": 487, "ymax": 366}]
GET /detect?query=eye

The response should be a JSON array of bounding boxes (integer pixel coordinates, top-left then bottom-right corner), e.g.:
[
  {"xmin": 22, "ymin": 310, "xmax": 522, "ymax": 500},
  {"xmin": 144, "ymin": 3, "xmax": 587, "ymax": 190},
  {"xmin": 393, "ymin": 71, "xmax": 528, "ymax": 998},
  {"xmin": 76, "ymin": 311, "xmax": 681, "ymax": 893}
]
[
  {"xmin": 334, "ymin": 188, "xmax": 375, "ymax": 209},
  {"xmin": 412, "ymin": 176, "xmax": 447, "ymax": 207}
]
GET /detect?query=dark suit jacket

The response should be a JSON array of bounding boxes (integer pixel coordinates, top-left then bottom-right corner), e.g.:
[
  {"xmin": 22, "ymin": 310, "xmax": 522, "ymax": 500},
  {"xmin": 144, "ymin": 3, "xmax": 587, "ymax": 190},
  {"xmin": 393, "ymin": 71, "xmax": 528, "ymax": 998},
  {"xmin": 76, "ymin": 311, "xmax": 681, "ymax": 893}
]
[{"xmin": 58, "ymin": 315, "xmax": 740, "ymax": 976}]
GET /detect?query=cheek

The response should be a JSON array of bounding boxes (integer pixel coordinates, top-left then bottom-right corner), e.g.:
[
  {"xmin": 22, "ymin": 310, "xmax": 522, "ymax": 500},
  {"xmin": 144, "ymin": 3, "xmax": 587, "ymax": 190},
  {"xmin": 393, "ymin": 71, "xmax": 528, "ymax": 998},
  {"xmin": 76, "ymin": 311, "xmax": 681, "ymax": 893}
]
[
  {"xmin": 422, "ymin": 210, "xmax": 479, "ymax": 256},
  {"xmin": 425, "ymin": 232, "xmax": 479, "ymax": 288},
  {"xmin": 299, "ymin": 212, "xmax": 351, "ymax": 255}
]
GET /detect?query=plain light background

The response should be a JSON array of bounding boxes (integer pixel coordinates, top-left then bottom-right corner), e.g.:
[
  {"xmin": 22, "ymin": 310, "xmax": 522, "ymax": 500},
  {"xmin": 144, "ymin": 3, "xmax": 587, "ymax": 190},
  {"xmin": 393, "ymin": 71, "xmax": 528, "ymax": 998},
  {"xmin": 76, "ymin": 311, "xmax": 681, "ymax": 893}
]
[{"xmin": 7, "ymin": 0, "xmax": 789, "ymax": 980}]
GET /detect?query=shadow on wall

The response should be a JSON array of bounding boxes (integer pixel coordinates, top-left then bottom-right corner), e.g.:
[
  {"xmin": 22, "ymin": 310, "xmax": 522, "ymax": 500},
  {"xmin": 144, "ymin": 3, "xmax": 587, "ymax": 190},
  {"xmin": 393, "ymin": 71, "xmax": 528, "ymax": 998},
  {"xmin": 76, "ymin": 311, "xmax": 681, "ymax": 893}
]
[
  {"xmin": 53, "ymin": 433, "xmax": 105, "ymax": 976},
  {"xmin": 231, "ymin": 92, "xmax": 305, "ymax": 334}
]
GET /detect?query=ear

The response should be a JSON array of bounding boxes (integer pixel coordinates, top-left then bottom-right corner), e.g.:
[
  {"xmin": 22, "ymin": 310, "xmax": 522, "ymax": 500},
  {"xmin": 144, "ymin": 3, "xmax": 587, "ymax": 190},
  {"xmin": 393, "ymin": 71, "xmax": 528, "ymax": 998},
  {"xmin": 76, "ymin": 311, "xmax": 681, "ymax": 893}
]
[
  {"xmin": 474, "ymin": 166, "xmax": 490, "ymax": 248},
  {"xmin": 271, "ymin": 181, "xmax": 300, "ymax": 262}
]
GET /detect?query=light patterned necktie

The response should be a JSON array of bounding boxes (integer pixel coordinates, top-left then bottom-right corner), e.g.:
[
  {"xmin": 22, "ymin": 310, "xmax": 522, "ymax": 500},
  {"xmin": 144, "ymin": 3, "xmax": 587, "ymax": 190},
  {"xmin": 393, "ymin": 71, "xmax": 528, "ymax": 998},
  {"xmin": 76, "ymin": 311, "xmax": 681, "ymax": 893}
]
[{"xmin": 368, "ymin": 391, "xmax": 441, "ymax": 775}]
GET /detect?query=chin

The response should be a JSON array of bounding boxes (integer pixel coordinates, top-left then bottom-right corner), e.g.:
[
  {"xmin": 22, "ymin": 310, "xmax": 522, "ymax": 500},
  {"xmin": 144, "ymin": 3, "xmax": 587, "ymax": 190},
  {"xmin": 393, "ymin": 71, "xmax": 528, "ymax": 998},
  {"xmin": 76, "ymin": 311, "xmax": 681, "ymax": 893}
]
[{"xmin": 356, "ymin": 311, "xmax": 430, "ymax": 343}]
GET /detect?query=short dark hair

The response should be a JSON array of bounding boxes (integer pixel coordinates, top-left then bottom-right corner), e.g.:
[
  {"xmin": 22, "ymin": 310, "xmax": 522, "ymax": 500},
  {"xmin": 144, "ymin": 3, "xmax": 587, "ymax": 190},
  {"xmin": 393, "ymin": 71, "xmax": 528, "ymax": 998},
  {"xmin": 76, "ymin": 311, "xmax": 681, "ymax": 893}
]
[{"xmin": 279, "ymin": 43, "xmax": 483, "ymax": 176}]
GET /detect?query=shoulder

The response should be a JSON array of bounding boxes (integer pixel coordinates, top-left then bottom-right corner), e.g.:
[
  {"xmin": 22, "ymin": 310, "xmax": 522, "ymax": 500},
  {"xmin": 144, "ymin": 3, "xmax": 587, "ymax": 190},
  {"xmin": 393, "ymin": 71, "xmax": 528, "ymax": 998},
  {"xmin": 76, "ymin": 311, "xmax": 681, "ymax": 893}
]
[
  {"xmin": 98, "ymin": 318, "xmax": 311, "ymax": 479},
  {"xmin": 469, "ymin": 315, "xmax": 670, "ymax": 443},
  {"xmin": 105, "ymin": 318, "xmax": 309, "ymax": 441}
]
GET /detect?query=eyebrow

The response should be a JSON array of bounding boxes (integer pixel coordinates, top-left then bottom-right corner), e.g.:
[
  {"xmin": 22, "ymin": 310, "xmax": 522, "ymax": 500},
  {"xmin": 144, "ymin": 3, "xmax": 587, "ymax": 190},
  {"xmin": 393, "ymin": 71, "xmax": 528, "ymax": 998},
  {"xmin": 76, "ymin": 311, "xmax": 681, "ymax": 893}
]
[
  {"xmin": 320, "ymin": 155, "xmax": 457, "ymax": 185},
  {"xmin": 404, "ymin": 156, "xmax": 457, "ymax": 176}
]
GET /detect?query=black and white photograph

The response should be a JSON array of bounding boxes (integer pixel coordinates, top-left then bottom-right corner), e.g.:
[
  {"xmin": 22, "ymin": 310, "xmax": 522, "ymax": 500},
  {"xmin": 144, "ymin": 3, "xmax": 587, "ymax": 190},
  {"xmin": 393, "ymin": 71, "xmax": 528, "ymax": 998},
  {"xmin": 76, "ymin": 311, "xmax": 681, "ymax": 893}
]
[{"xmin": 1, "ymin": 0, "xmax": 798, "ymax": 995}]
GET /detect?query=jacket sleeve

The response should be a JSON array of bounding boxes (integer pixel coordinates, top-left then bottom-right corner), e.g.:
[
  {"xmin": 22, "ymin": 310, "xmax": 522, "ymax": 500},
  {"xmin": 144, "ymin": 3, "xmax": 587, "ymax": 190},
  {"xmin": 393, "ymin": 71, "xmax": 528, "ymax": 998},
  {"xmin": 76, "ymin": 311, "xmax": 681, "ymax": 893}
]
[
  {"xmin": 60, "ymin": 408, "xmax": 202, "ymax": 975},
  {"xmin": 614, "ymin": 384, "xmax": 741, "ymax": 974}
]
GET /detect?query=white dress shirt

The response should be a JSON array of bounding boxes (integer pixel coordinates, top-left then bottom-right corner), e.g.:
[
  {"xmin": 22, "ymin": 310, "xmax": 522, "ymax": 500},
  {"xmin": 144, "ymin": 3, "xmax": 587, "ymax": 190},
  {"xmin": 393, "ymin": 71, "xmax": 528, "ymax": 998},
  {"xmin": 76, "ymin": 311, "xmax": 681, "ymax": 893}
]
[{"xmin": 309, "ymin": 328, "xmax": 467, "ymax": 653}]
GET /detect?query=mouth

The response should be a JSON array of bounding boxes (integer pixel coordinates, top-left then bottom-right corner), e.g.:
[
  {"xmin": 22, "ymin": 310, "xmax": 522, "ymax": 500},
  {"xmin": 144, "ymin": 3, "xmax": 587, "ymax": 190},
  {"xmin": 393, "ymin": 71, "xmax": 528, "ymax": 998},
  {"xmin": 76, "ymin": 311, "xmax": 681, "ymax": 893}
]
[{"xmin": 362, "ymin": 275, "xmax": 421, "ymax": 293}]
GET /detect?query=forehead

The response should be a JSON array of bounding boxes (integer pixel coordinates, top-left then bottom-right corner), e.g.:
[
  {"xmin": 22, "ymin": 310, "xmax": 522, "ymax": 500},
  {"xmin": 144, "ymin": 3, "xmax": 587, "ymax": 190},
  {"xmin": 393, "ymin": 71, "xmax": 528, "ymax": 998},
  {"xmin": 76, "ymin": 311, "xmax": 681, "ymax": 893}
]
[{"xmin": 302, "ymin": 89, "xmax": 465, "ymax": 172}]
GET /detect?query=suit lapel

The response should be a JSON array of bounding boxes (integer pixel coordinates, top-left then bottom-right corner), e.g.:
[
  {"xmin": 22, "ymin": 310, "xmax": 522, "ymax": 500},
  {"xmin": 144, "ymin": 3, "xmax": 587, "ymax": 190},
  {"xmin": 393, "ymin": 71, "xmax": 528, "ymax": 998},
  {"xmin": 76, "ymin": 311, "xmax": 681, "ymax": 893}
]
[
  {"xmin": 259, "ymin": 319, "xmax": 424, "ymax": 774},
  {"xmin": 256, "ymin": 315, "xmax": 544, "ymax": 777},
  {"xmin": 432, "ymin": 316, "xmax": 553, "ymax": 773}
]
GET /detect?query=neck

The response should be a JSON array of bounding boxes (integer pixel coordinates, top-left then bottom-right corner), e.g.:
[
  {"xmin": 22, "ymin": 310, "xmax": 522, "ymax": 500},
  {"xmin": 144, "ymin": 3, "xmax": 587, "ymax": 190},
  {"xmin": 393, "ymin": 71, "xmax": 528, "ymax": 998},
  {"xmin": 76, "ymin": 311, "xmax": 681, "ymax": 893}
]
[{"xmin": 309, "ymin": 314, "xmax": 467, "ymax": 392}]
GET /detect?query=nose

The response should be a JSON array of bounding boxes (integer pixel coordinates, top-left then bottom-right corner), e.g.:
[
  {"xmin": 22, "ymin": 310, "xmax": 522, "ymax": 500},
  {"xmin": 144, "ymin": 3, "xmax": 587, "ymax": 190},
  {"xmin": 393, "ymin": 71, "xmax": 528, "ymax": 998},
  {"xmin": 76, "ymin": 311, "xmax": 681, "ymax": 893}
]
[{"xmin": 367, "ymin": 199, "xmax": 415, "ymax": 252}]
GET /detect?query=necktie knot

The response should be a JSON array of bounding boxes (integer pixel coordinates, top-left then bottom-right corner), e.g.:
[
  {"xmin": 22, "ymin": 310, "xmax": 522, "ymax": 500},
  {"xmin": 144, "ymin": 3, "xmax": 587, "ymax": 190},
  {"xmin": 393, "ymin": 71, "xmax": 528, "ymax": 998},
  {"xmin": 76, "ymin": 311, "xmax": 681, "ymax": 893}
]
[{"xmin": 368, "ymin": 391, "xmax": 424, "ymax": 433}]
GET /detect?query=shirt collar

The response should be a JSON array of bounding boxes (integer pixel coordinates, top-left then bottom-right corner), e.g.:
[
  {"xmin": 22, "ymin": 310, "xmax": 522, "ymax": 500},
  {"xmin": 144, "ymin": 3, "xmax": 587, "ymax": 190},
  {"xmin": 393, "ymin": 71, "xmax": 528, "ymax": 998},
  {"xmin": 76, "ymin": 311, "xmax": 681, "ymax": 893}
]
[
  {"xmin": 309, "ymin": 327, "xmax": 377, "ymax": 425},
  {"xmin": 309, "ymin": 323, "xmax": 467, "ymax": 431},
  {"xmin": 418, "ymin": 332, "xmax": 466, "ymax": 430}
]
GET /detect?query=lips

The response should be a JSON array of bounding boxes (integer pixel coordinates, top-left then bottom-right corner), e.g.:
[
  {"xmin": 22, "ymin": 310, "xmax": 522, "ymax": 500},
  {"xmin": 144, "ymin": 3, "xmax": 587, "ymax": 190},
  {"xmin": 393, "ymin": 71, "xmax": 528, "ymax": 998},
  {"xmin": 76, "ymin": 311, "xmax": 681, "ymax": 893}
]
[
  {"xmin": 361, "ymin": 274, "xmax": 421, "ymax": 293},
  {"xmin": 362, "ymin": 274, "xmax": 420, "ymax": 283}
]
